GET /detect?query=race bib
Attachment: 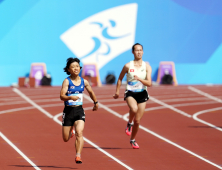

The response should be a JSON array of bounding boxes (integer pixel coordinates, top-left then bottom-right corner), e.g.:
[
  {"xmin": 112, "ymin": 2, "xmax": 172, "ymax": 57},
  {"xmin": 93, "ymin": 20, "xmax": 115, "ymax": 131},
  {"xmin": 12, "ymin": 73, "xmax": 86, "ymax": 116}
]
[
  {"xmin": 127, "ymin": 81, "xmax": 145, "ymax": 92},
  {"xmin": 67, "ymin": 93, "xmax": 83, "ymax": 105}
]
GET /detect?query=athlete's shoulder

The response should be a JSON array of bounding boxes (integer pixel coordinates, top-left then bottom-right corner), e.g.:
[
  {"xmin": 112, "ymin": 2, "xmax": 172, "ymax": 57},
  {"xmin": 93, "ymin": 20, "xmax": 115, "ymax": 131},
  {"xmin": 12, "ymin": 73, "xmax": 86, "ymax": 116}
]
[
  {"xmin": 83, "ymin": 78, "xmax": 89, "ymax": 86},
  {"xmin": 64, "ymin": 76, "xmax": 70, "ymax": 81},
  {"xmin": 62, "ymin": 77, "xmax": 69, "ymax": 86},
  {"xmin": 145, "ymin": 63, "xmax": 152, "ymax": 73},
  {"xmin": 146, "ymin": 63, "xmax": 151, "ymax": 69},
  {"xmin": 124, "ymin": 62, "xmax": 130, "ymax": 68}
]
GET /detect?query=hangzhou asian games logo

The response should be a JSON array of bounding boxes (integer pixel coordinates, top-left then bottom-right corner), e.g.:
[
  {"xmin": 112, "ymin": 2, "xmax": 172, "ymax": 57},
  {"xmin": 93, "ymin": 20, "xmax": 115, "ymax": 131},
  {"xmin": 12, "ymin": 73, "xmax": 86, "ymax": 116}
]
[{"xmin": 60, "ymin": 3, "xmax": 138, "ymax": 70}]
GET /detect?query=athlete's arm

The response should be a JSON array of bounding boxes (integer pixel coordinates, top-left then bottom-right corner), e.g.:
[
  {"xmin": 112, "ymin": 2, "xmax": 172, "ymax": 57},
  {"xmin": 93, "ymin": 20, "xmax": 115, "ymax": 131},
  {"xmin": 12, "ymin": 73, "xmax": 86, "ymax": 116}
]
[
  {"xmin": 84, "ymin": 79, "xmax": 98, "ymax": 111},
  {"xmin": 113, "ymin": 63, "xmax": 129, "ymax": 99},
  {"xmin": 134, "ymin": 63, "xmax": 152, "ymax": 87},
  {"xmin": 60, "ymin": 79, "xmax": 79, "ymax": 101}
]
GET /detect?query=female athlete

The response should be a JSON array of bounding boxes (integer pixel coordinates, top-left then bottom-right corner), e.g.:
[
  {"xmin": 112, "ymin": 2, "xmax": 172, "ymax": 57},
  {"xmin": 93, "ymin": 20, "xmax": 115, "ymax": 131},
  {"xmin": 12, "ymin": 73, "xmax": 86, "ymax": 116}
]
[
  {"xmin": 60, "ymin": 57, "xmax": 98, "ymax": 163},
  {"xmin": 113, "ymin": 43, "xmax": 152, "ymax": 149}
]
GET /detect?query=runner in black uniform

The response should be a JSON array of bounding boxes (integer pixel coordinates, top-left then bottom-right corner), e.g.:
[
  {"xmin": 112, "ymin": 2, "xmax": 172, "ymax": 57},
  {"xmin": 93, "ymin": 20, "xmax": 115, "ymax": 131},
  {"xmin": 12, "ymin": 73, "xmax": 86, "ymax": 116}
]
[
  {"xmin": 113, "ymin": 43, "xmax": 152, "ymax": 149},
  {"xmin": 60, "ymin": 57, "xmax": 98, "ymax": 164}
]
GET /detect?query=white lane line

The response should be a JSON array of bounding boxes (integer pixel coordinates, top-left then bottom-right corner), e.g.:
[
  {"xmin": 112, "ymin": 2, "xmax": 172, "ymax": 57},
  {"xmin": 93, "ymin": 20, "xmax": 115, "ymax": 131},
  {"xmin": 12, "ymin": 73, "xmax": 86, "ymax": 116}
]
[
  {"xmin": 149, "ymin": 96, "xmax": 192, "ymax": 117},
  {"xmin": 53, "ymin": 113, "xmax": 133, "ymax": 170},
  {"xmin": 0, "ymin": 131, "xmax": 41, "ymax": 170},
  {"xmin": 13, "ymin": 88, "xmax": 53, "ymax": 118},
  {"xmin": 160, "ymin": 97, "xmax": 212, "ymax": 102},
  {"xmin": 124, "ymin": 115, "xmax": 222, "ymax": 169},
  {"xmin": 104, "ymin": 103, "xmax": 127, "ymax": 107},
  {"xmin": 0, "ymin": 100, "xmax": 216, "ymax": 116},
  {"xmin": 144, "ymin": 101, "xmax": 217, "ymax": 112},
  {"xmin": 12, "ymin": 88, "xmax": 133, "ymax": 170},
  {"xmin": 83, "ymin": 94, "xmax": 122, "ymax": 118},
  {"xmin": 9, "ymin": 88, "xmax": 221, "ymax": 169},
  {"xmin": 0, "ymin": 105, "xmax": 91, "ymax": 115},
  {"xmin": 136, "ymin": 121, "xmax": 222, "ymax": 170},
  {"xmin": 188, "ymin": 86, "xmax": 222, "ymax": 103},
  {"xmin": 193, "ymin": 107, "xmax": 222, "ymax": 132},
  {"xmin": 0, "ymin": 101, "xmax": 28, "ymax": 106},
  {"xmin": 0, "ymin": 106, "xmax": 34, "ymax": 115},
  {"xmin": 88, "ymin": 95, "xmax": 222, "ymax": 169}
]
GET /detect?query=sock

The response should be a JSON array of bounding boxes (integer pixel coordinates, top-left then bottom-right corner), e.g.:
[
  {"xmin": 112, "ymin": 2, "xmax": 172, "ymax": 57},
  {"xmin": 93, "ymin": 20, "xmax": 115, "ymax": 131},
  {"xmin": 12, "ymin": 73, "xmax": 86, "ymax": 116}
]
[
  {"xmin": 130, "ymin": 139, "xmax": 135, "ymax": 142},
  {"xmin": 76, "ymin": 153, "xmax": 81, "ymax": 157},
  {"xmin": 128, "ymin": 121, "xmax": 133, "ymax": 125}
]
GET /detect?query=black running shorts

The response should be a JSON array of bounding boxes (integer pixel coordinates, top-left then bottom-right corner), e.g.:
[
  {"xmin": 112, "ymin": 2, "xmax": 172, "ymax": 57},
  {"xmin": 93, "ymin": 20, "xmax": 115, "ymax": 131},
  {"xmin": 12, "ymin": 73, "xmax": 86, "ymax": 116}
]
[
  {"xmin": 124, "ymin": 90, "xmax": 149, "ymax": 103},
  {"xmin": 62, "ymin": 105, "xmax": 85, "ymax": 126}
]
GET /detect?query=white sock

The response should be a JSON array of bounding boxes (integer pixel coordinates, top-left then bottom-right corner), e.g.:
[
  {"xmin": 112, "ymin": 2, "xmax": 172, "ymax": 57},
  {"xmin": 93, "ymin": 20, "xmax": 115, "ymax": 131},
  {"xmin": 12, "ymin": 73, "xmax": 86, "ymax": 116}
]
[
  {"xmin": 128, "ymin": 121, "xmax": 133, "ymax": 125},
  {"xmin": 76, "ymin": 153, "xmax": 81, "ymax": 157},
  {"xmin": 130, "ymin": 139, "xmax": 135, "ymax": 142}
]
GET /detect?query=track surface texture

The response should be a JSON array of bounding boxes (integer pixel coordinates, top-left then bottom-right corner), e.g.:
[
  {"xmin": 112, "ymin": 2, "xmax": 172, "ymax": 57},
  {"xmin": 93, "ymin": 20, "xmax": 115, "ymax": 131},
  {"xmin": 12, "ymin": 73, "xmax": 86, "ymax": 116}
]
[{"xmin": 0, "ymin": 85, "xmax": 222, "ymax": 170}]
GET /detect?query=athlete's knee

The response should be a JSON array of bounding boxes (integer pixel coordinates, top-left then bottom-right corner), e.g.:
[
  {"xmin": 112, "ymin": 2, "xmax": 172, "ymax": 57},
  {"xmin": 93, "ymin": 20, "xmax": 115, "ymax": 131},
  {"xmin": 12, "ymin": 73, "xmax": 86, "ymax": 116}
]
[
  {"xmin": 63, "ymin": 136, "xmax": 69, "ymax": 142},
  {"xmin": 134, "ymin": 118, "xmax": 140, "ymax": 125},
  {"xmin": 130, "ymin": 106, "xmax": 138, "ymax": 114},
  {"xmin": 75, "ymin": 130, "xmax": 83, "ymax": 138}
]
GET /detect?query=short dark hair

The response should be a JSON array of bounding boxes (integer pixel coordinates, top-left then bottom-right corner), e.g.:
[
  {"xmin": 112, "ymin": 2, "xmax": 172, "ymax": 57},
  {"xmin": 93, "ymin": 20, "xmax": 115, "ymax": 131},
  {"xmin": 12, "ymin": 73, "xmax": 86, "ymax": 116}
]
[
  {"xmin": 63, "ymin": 57, "xmax": 82, "ymax": 75},
  {"xmin": 132, "ymin": 43, "xmax": 143, "ymax": 51}
]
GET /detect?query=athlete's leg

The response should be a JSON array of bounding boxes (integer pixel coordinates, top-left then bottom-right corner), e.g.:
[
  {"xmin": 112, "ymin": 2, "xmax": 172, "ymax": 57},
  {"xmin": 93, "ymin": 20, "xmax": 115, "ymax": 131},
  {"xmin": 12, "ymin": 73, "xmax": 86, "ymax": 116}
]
[
  {"xmin": 130, "ymin": 102, "xmax": 146, "ymax": 140},
  {"xmin": 62, "ymin": 126, "xmax": 73, "ymax": 142},
  {"xmin": 74, "ymin": 120, "xmax": 85, "ymax": 155},
  {"xmin": 126, "ymin": 97, "xmax": 138, "ymax": 123}
]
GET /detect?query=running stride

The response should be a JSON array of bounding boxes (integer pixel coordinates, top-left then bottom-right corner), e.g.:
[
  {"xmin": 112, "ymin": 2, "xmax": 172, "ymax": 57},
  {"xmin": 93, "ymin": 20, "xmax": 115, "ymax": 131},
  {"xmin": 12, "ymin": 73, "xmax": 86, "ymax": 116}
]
[
  {"xmin": 60, "ymin": 57, "xmax": 98, "ymax": 163},
  {"xmin": 113, "ymin": 43, "xmax": 152, "ymax": 149}
]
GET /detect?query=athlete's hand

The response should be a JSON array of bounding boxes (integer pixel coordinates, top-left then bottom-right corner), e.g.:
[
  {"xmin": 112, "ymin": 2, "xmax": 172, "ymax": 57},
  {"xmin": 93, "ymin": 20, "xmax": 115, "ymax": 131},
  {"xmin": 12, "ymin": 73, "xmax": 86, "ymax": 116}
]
[
  {"xmin": 134, "ymin": 75, "xmax": 140, "ymax": 80},
  {"xmin": 93, "ymin": 103, "xmax": 98, "ymax": 111},
  {"xmin": 113, "ymin": 93, "xmax": 119, "ymax": 99},
  {"xmin": 70, "ymin": 96, "xmax": 79, "ymax": 101}
]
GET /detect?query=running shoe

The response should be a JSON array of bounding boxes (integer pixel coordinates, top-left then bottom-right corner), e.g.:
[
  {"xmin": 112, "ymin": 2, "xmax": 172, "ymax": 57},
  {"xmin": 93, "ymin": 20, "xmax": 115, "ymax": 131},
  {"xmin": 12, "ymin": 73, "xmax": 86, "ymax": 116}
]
[
  {"xmin": 71, "ymin": 129, "xmax": 75, "ymax": 138},
  {"xmin": 75, "ymin": 156, "xmax": 82, "ymax": 164},
  {"xmin": 130, "ymin": 140, "xmax": 139, "ymax": 149},
  {"xmin": 125, "ymin": 123, "xmax": 133, "ymax": 136}
]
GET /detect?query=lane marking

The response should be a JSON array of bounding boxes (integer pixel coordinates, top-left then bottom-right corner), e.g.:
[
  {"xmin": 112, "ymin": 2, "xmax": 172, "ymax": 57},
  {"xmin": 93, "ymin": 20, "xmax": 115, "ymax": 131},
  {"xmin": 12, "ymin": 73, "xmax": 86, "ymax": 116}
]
[
  {"xmin": 13, "ymin": 88, "xmax": 53, "ymax": 118},
  {"xmin": 160, "ymin": 97, "xmax": 213, "ymax": 102},
  {"xmin": 0, "ymin": 131, "xmax": 41, "ymax": 170},
  {"xmin": 0, "ymin": 106, "xmax": 93, "ymax": 115},
  {"xmin": 145, "ymin": 101, "xmax": 217, "ymax": 112},
  {"xmin": 85, "ymin": 92, "xmax": 222, "ymax": 169},
  {"xmin": 1, "ymin": 99, "xmax": 216, "ymax": 116},
  {"xmin": 83, "ymin": 94, "xmax": 122, "ymax": 118},
  {"xmin": 12, "ymin": 88, "xmax": 133, "ymax": 170},
  {"xmin": 121, "ymin": 114, "xmax": 221, "ymax": 170},
  {"xmin": 0, "ymin": 101, "xmax": 28, "ymax": 106},
  {"xmin": 136, "ymin": 123, "xmax": 222, "ymax": 170},
  {"xmin": 9, "ymin": 88, "xmax": 222, "ymax": 169},
  {"xmin": 0, "ymin": 106, "xmax": 34, "ymax": 115},
  {"xmin": 149, "ymin": 96, "xmax": 192, "ymax": 117},
  {"xmin": 188, "ymin": 86, "xmax": 222, "ymax": 103},
  {"xmin": 193, "ymin": 107, "xmax": 222, "ymax": 132},
  {"xmin": 53, "ymin": 113, "xmax": 132, "ymax": 170}
]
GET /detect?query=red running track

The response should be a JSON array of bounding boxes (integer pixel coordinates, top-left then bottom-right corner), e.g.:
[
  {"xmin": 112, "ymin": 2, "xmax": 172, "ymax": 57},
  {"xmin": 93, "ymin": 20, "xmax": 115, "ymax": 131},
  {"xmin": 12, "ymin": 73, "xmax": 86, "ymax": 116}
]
[{"xmin": 0, "ymin": 85, "xmax": 222, "ymax": 170}]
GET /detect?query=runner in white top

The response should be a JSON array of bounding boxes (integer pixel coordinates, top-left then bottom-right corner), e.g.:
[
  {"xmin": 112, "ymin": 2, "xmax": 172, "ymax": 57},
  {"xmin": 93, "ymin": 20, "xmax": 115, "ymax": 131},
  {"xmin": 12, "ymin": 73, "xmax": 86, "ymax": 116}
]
[
  {"xmin": 126, "ymin": 60, "xmax": 147, "ymax": 92},
  {"xmin": 113, "ymin": 43, "xmax": 152, "ymax": 149}
]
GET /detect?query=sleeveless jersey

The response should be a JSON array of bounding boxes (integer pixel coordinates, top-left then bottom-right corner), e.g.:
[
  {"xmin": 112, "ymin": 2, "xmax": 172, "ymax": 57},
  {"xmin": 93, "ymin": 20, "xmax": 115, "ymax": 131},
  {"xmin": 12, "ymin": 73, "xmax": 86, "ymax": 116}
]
[
  {"xmin": 64, "ymin": 77, "xmax": 85, "ymax": 106},
  {"xmin": 126, "ymin": 61, "xmax": 147, "ymax": 92}
]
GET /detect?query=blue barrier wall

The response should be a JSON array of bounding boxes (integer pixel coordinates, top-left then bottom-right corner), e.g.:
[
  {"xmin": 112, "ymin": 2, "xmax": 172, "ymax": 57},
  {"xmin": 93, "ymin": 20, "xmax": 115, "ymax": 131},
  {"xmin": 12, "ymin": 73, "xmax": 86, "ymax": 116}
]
[{"xmin": 0, "ymin": 0, "xmax": 221, "ymax": 86}]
